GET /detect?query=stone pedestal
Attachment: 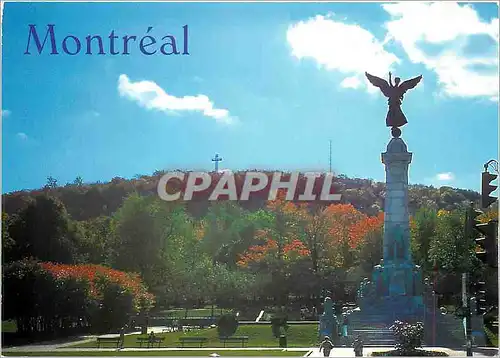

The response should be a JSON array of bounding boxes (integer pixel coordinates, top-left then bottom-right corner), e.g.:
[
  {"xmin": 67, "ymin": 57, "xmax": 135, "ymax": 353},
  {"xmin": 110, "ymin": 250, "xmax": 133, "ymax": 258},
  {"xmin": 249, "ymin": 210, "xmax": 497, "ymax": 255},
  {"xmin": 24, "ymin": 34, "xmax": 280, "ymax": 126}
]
[
  {"xmin": 356, "ymin": 136, "xmax": 424, "ymax": 321},
  {"xmin": 381, "ymin": 137, "xmax": 412, "ymax": 266}
]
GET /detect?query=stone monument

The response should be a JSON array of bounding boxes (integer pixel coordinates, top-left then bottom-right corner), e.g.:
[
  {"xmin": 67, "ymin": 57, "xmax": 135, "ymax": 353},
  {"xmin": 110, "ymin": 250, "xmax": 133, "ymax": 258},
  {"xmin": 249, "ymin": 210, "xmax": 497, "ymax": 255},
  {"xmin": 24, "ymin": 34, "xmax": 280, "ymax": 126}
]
[
  {"xmin": 347, "ymin": 72, "xmax": 486, "ymax": 347},
  {"xmin": 319, "ymin": 297, "xmax": 339, "ymax": 342},
  {"xmin": 355, "ymin": 72, "xmax": 424, "ymax": 320}
]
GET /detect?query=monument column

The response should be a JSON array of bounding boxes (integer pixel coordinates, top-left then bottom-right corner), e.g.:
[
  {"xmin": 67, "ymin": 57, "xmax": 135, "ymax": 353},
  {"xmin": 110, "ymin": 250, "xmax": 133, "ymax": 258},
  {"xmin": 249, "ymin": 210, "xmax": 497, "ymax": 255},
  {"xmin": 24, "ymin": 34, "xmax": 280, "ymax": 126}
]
[
  {"xmin": 381, "ymin": 135, "xmax": 412, "ymax": 265},
  {"xmin": 355, "ymin": 71, "xmax": 424, "ymax": 320}
]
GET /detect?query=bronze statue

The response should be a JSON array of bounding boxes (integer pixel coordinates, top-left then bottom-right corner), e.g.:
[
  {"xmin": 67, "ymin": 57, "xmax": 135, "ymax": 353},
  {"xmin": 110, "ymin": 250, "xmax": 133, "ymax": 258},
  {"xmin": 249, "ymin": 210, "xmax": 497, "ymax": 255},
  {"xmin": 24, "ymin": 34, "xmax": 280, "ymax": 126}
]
[{"xmin": 365, "ymin": 72, "xmax": 422, "ymax": 136}]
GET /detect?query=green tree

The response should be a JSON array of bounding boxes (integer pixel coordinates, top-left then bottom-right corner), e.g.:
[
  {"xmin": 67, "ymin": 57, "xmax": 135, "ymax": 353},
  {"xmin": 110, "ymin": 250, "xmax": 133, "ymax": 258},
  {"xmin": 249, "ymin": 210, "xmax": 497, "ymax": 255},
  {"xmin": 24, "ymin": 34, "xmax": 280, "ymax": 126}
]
[
  {"xmin": 357, "ymin": 227, "xmax": 383, "ymax": 273},
  {"xmin": 111, "ymin": 194, "xmax": 168, "ymax": 287},
  {"xmin": 2, "ymin": 212, "xmax": 17, "ymax": 263},
  {"xmin": 200, "ymin": 202, "xmax": 259, "ymax": 268},
  {"xmin": 110, "ymin": 194, "xmax": 199, "ymax": 307},
  {"xmin": 428, "ymin": 209, "xmax": 478, "ymax": 273},
  {"xmin": 410, "ymin": 207, "xmax": 438, "ymax": 273},
  {"xmin": 9, "ymin": 195, "xmax": 81, "ymax": 263},
  {"xmin": 210, "ymin": 263, "xmax": 255, "ymax": 308},
  {"xmin": 78, "ymin": 216, "xmax": 113, "ymax": 264},
  {"xmin": 45, "ymin": 176, "xmax": 58, "ymax": 189},
  {"xmin": 73, "ymin": 176, "xmax": 84, "ymax": 186}
]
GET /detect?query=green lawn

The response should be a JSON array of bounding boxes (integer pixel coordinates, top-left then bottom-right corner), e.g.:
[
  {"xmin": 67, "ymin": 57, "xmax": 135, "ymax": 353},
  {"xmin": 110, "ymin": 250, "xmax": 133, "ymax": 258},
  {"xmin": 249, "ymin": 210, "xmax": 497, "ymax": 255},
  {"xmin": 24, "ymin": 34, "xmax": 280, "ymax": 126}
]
[
  {"xmin": 157, "ymin": 307, "xmax": 233, "ymax": 318},
  {"xmin": 2, "ymin": 320, "xmax": 18, "ymax": 333},
  {"xmin": 3, "ymin": 350, "xmax": 303, "ymax": 356},
  {"xmin": 71, "ymin": 325, "xmax": 319, "ymax": 349}
]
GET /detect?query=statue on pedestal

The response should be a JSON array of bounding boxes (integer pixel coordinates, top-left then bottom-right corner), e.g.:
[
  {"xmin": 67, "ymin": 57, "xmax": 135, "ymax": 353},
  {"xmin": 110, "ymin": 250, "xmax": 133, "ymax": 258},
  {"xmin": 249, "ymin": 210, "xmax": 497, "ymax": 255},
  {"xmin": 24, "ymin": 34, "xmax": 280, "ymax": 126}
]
[
  {"xmin": 319, "ymin": 297, "xmax": 339, "ymax": 341},
  {"xmin": 348, "ymin": 69, "xmax": 426, "ymax": 325}
]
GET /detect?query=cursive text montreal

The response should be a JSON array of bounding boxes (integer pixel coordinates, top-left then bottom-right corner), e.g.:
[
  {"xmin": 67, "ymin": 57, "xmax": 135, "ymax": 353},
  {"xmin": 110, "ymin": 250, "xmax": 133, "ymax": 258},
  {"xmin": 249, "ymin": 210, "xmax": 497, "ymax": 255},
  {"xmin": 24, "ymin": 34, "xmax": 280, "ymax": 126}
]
[{"xmin": 24, "ymin": 24, "xmax": 189, "ymax": 56}]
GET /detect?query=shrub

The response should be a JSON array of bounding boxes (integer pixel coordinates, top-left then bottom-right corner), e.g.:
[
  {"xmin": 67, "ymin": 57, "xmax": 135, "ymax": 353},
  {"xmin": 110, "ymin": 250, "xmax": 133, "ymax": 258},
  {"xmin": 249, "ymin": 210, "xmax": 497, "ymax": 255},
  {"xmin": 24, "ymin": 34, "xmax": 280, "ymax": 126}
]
[
  {"xmin": 217, "ymin": 313, "xmax": 238, "ymax": 337},
  {"xmin": 390, "ymin": 320, "xmax": 424, "ymax": 354},
  {"xmin": 270, "ymin": 307, "xmax": 289, "ymax": 338}
]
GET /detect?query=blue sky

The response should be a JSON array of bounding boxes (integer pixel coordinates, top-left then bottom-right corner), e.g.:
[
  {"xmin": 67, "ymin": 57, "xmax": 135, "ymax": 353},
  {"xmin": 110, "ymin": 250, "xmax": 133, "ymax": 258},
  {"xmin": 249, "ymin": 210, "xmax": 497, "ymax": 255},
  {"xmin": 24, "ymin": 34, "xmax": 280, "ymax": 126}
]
[{"xmin": 2, "ymin": 2, "xmax": 499, "ymax": 194}]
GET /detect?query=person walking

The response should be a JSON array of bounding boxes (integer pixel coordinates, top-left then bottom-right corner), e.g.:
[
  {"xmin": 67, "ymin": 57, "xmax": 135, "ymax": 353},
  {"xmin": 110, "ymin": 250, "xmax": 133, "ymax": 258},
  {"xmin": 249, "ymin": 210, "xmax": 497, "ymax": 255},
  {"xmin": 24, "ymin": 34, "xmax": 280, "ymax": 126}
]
[
  {"xmin": 319, "ymin": 336, "xmax": 334, "ymax": 357},
  {"xmin": 352, "ymin": 335, "xmax": 364, "ymax": 357},
  {"xmin": 119, "ymin": 326, "xmax": 125, "ymax": 349}
]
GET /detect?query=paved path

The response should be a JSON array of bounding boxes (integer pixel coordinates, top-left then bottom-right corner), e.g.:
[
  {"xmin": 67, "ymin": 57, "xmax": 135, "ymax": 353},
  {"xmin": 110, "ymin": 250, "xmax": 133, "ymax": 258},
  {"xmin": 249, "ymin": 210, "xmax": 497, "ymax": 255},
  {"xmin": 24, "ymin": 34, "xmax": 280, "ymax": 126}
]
[
  {"xmin": 3, "ymin": 327, "xmax": 498, "ymax": 357},
  {"xmin": 307, "ymin": 347, "xmax": 499, "ymax": 357},
  {"xmin": 4, "ymin": 346, "xmax": 499, "ymax": 357}
]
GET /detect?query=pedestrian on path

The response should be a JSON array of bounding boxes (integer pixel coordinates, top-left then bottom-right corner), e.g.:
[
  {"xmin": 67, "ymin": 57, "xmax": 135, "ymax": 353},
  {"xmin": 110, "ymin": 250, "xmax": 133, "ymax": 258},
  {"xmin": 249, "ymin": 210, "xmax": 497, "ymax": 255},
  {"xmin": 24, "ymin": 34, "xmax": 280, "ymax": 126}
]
[
  {"xmin": 119, "ymin": 327, "xmax": 125, "ymax": 349},
  {"xmin": 352, "ymin": 335, "xmax": 363, "ymax": 357},
  {"xmin": 319, "ymin": 336, "xmax": 334, "ymax": 357}
]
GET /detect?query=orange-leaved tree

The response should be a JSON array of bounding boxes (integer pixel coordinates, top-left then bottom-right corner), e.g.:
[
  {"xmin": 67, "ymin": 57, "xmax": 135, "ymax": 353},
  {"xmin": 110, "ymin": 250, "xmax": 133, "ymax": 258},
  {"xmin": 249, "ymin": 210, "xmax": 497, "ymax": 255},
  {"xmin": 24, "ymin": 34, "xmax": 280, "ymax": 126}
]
[
  {"xmin": 40, "ymin": 262, "xmax": 155, "ymax": 311},
  {"xmin": 350, "ymin": 212, "xmax": 384, "ymax": 271},
  {"xmin": 322, "ymin": 204, "xmax": 366, "ymax": 269}
]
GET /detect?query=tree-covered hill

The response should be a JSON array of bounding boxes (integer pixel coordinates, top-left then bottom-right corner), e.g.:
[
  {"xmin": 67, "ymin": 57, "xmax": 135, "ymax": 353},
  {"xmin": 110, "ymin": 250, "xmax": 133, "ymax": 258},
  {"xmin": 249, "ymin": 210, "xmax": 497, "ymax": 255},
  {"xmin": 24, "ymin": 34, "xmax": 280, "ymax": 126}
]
[
  {"xmin": 2, "ymin": 170, "xmax": 496, "ymax": 341},
  {"xmin": 2, "ymin": 171, "xmax": 481, "ymax": 221}
]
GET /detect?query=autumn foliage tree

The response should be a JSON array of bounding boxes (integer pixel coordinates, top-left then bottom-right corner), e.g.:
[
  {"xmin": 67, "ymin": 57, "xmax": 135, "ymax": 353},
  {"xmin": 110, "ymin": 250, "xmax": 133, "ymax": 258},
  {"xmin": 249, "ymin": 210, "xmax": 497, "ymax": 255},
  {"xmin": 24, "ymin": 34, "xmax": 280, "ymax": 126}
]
[
  {"xmin": 2, "ymin": 259, "xmax": 155, "ymax": 336},
  {"xmin": 322, "ymin": 204, "xmax": 366, "ymax": 268},
  {"xmin": 351, "ymin": 212, "xmax": 384, "ymax": 272}
]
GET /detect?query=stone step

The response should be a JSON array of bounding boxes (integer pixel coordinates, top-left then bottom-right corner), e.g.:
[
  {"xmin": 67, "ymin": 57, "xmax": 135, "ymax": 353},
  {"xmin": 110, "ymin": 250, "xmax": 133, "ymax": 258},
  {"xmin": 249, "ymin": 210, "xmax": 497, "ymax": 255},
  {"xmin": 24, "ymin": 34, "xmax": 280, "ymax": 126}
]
[
  {"xmin": 352, "ymin": 330, "xmax": 393, "ymax": 335},
  {"xmin": 351, "ymin": 329, "xmax": 393, "ymax": 334},
  {"xmin": 349, "ymin": 320, "xmax": 392, "ymax": 325},
  {"xmin": 352, "ymin": 333, "xmax": 394, "ymax": 339},
  {"xmin": 348, "ymin": 320, "xmax": 393, "ymax": 325}
]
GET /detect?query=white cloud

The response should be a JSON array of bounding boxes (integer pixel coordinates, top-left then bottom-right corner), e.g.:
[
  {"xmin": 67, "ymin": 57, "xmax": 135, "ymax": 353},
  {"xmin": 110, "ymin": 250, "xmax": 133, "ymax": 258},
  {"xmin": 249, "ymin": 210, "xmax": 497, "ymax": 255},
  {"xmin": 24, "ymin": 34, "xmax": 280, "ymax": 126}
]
[
  {"xmin": 287, "ymin": 14, "xmax": 400, "ymax": 91},
  {"xmin": 117, "ymin": 74, "xmax": 234, "ymax": 124},
  {"xmin": 287, "ymin": 5, "xmax": 498, "ymax": 101},
  {"xmin": 2, "ymin": 109, "xmax": 11, "ymax": 118},
  {"xmin": 436, "ymin": 172, "xmax": 455, "ymax": 181},
  {"xmin": 382, "ymin": 2, "xmax": 499, "ymax": 100},
  {"xmin": 17, "ymin": 132, "xmax": 28, "ymax": 140},
  {"xmin": 340, "ymin": 76, "xmax": 362, "ymax": 89}
]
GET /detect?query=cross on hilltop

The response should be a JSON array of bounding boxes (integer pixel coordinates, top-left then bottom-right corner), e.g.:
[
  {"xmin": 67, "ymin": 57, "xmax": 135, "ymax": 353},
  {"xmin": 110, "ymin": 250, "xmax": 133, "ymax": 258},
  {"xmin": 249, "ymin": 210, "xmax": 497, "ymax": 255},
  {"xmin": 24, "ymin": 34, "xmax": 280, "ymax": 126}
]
[{"xmin": 212, "ymin": 153, "xmax": 222, "ymax": 172}]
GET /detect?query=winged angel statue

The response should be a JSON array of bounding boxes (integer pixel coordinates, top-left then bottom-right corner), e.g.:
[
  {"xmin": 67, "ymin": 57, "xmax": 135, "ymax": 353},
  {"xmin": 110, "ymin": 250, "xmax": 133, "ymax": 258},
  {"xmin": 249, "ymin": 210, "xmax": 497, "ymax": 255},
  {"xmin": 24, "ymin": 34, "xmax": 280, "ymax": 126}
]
[{"xmin": 365, "ymin": 72, "xmax": 422, "ymax": 130}]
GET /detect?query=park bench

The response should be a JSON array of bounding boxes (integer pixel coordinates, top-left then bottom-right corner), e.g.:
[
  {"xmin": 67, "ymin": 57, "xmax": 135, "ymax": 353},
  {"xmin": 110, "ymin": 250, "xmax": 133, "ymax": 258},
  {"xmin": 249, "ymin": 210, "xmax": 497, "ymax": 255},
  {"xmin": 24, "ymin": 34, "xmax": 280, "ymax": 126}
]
[
  {"xmin": 219, "ymin": 336, "xmax": 249, "ymax": 347},
  {"xmin": 96, "ymin": 337, "xmax": 121, "ymax": 348},
  {"xmin": 179, "ymin": 336, "xmax": 208, "ymax": 347},
  {"xmin": 136, "ymin": 337, "xmax": 165, "ymax": 348}
]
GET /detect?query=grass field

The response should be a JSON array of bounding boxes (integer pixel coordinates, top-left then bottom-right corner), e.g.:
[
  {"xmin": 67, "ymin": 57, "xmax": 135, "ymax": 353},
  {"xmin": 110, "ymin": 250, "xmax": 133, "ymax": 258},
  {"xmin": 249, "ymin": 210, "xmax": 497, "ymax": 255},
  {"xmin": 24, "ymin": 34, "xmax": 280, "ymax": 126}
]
[
  {"xmin": 3, "ymin": 350, "xmax": 304, "ymax": 356},
  {"xmin": 157, "ymin": 307, "xmax": 233, "ymax": 318},
  {"xmin": 71, "ymin": 325, "xmax": 319, "ymax": 349},
  {"xmin": 2, "ymin": 320, "xmax": 18, "ymax": 333}
]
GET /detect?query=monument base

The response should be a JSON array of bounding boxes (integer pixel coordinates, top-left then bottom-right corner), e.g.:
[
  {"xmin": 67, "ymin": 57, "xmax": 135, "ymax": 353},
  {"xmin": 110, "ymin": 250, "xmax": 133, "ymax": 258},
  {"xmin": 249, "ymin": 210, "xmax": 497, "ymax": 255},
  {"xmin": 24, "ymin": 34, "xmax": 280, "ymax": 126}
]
[
  {"xmin": 357, "ymin": 260, "xmax": 424, "ymax": 323},
  {"xmin": 347, "ymin": 261, "xmax": 424, "ymax": 346}
]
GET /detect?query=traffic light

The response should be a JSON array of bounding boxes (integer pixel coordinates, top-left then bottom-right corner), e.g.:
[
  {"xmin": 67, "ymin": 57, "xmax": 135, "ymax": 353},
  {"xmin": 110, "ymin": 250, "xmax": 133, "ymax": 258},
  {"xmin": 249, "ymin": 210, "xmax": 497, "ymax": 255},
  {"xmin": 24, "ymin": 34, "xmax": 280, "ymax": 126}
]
[
  {"xmin": 473, "ymin": 220, "xmax": 498, "ymax": 268},
  {"xmin": 481, "ymin": 171, "xmax": 498, "ymax": 209},
  {"xmin": 467, "ymin": 206, "xmax": 483, "ymax": 238},
  {"xmin": 472, "ymin": 281, "xmax": 488, "ymax": 315}
]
